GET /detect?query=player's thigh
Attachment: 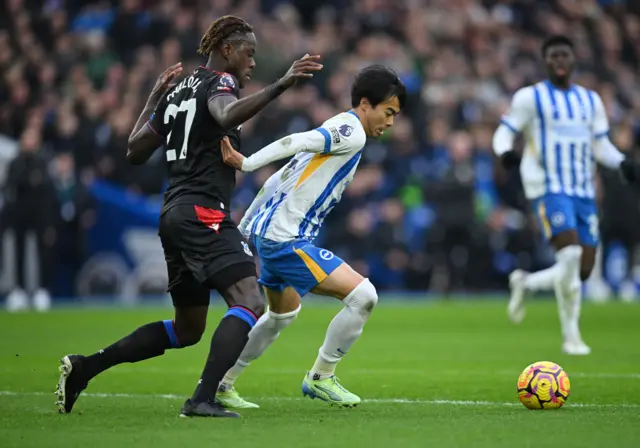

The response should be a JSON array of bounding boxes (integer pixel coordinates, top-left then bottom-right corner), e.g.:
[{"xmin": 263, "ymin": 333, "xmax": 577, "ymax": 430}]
[
  {"xmin": 533, "ymin": 194, "xmax": 579, "ymax": 250},
  {"xmin": 173, "ymin": 305, "xmax": 209, "ymax": 345},
  {"xmin": 159, "ymin": 209, "xmax": 211, "ymax": 309},
  {"xmin": 220, "ymin": 275, "xmax": 265, "ymax": 318},
  {"xmin": 263, "ymin": 286, "xmax": 301, "ymax": 314},
  {"xmin": 312, "ymin": 262, "xmax": 365, "ymax": 300}
]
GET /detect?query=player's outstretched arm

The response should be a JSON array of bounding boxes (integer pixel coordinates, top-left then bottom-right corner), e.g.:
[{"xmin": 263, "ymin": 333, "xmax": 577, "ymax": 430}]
[
  {"xmin": 492, "ymin": 87, "xmax": 534, "ymax": 169},
  {"xmin": 127, "ymin": 63, "xmax": 183, "ymax": 165},
  {"xmin": 208, "ymin": 55, "xmax": 322, "ymax": 131},
  {"xmin": 221, "ymin": 129, "xmax": 328, "ymax": 172}
]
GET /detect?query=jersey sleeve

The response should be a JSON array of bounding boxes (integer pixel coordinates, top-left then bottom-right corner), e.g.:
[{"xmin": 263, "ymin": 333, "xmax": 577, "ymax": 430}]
[
  {"xmin": 207, "ymin": 73, "xmax": 240, "ymax": 103},
  {"xmin": 591, "ymin": 92, "xmax": 610, "ymax": 139},
  {"xmin": 309, "ymin": 121, "xmax": 366, "ymax": 155},
  {"xmin": 241, "ymin": 123, "xmax": 365, "ymax": 172},
  {"xmin": 499, "ymin": 87, "xmax": 535, "ymax": 133}
]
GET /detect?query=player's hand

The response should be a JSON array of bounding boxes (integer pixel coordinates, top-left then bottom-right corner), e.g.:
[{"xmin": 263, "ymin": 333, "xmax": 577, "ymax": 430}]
[
  {"xmin": 220, "ymin": 136, "xmax": 246, "ymax": 171},
  {"xmin": 619, "ymin": 158, "xmax": 640, "ymax": 183},
  {"xmin": 152, "ymin": 62, "xmax": 183, "ymax": 96},
  {"xmin": 277, "ymin": 54, "xmax": 323, "ymax": 90},
  {"xmin": 500, "ymin": 150, "xmax": 521, "ymax": 169}
]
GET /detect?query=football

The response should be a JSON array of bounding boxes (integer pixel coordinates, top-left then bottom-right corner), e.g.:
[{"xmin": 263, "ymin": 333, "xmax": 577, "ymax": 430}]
[{"xmin": 517, "ymin": 361, "xmax": 571, "ymax": 410}]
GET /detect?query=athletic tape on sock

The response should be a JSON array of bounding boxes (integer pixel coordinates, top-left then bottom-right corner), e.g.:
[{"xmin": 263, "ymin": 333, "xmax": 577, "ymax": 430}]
[
  {"xmin": 225, "ymin": 306, "xmax": 258, "ymax": 327},
  {"xmin": 162, "ymin": 320, "xmax": 182, "ymax": 348}
]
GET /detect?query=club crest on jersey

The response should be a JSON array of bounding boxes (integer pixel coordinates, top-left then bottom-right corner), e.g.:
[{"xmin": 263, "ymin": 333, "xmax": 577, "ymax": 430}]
[
  {"xmin": 329, "ymin": 126, "xmax": 340, "ymax": 144},
  {"xmin": 551, "ymin": 212, "xmax": 566, "ymax": 228},
  {"xmin": 319, "ymin": 249, "xmax": 334, "ymax": 260},
  {"xmin": 217, "ymin": 73, "xmax": 236, "ymax": 91},
  {"xmin": 339, "ymin": 124, "xmax": 354, "ymax": 137}
]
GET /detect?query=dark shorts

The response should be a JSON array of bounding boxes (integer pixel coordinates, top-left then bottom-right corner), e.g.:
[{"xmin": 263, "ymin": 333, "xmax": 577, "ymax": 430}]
[{"xmin": 158, "ymin": 204, "xmax": 256, "ymax": 307}]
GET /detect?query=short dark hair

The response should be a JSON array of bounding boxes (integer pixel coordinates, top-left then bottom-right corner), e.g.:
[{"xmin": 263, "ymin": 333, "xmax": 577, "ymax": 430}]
[
  {"xmin": 351, "ymin": 65, "xmax": 407, "ymax": 110},
  {"xmin": 541, "ymin": 35, "xmax": 574, "ymax": 57},
  {"xmin": 198, "ymin": 15, "xmax": 253, "ymax": 56}
]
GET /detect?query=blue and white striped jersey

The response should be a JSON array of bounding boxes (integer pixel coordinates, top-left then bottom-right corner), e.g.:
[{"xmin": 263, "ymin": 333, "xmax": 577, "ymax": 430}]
[
  {"xmin": 239, "ymin": 111, "xmax": 367, "ymax": 243},
  {"xmin": 499, "ymin": 81, "xmax": 610, "ymax": 200}
]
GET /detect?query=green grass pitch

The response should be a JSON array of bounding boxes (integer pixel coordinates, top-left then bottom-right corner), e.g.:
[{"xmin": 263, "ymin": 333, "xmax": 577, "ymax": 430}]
[{"xmin": 1, "ymin": 299, "xmax": 639, "ymax": 447}]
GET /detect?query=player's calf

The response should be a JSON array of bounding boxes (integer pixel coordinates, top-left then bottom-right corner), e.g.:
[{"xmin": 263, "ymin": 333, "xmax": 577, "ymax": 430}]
[
  {"xmin": 56, "ymin": 307, "xmax": 208, "ymax": 414},
  {"xmin": 302, "ymin": 275, "xmax": 375, "ymax": 408},
  {"xmin": 189, "ymin": 274, "xmax": 265, "ymax": 406},
  {"xmin": 216, "ymin": 287, "xmax": 301, "ymax": 409},
  {"xmin": 220, "ymin": 304, "xmax": 300, "ymax": 387},
  {"xmin": 554, "ymin": 245, "xmax": 582, "ymax": 296},
  {"xmin": 311, "ymin": 277, "xmax": 378, "ymax": 377},
  {"xmin": 553, "ymin": 245, "xmax": 589, "ymax": 350}
]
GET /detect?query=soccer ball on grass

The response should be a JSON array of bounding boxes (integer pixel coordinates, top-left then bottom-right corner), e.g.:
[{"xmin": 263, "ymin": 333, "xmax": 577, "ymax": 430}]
[{"xmin": 517, "ymin": 361, "xmax": 570, "ymax": 409}]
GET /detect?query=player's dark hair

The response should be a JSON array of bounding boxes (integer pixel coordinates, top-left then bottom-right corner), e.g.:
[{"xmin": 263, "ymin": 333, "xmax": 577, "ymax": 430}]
[
  {"xmin": 351, "ymin": 65, "xmax": 407, "ymax": 110},
  {"xmin": 542, "ymin": 35, "xmax": 574, "ymax": 57},
  {"xmin": 198, "ymin": 15, "xmax": 253, "ymax": 57}
]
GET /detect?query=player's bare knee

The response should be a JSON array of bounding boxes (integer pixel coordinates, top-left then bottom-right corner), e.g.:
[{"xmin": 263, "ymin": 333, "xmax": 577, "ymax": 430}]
[
  {"xmin": 344, "ymin": 278, "xmax": 378, "ymax": 313},
  {"xmin": 180, "ymin": 330, "xmax": 204, "ymax": 347},
  {"xmin": 580, "ymin": 267, "xmax": 593, "ymax": 282},
  {"xmin": 173, "ymin": 307, "xmax": 207, "ymax": 347},
  {"xmin": 173, "ymin": 320, "xmax": 205, "ymax": 347},
  {"xmin": 265, "ymin": 287, "xmax": 301, "ymax": 314},
  {"xmin": 248, "ymin": 298, "xmax": 266, "ymax": 319},
  {"xmin": 579, "ymin": 245, "xmax": 596, "ymax": 282},
  {"xmin": 222, "ymin": 277, "xmax": 265, "ymax": 318},
  {"xmin": 551, "ymin": 231, "xmax": 580, "ymax": 250}
]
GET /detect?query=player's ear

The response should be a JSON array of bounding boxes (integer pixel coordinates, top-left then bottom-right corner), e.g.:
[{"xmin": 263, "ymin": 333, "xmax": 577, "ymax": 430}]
[
  {"xmin": 221, "ymin": 42, "xmax": 233, "ymax": 60},
  {"xmin": 359, "ymin": 98, "xmax": 371, "ymax": 111}
]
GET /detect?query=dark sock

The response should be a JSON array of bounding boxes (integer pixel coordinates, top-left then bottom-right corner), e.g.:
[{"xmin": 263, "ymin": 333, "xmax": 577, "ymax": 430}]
[
  {"xmin": 191, "ymin": 306, "xmax": 257, "ymax": 403},
  {"xmin": 83, "ymin": 320, "xmax": 180, "ymax": 380}
]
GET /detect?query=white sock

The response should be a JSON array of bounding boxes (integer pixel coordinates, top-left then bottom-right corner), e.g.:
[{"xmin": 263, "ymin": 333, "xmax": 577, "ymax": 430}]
[
  {"xmin": 523, "ymin": 265, "xmax": 559, "ymax": 291},
  {"xmin": 309, "ymin": 279, "xmax": 378, "ymax": 380},
  {"xmin": 565, "ymin": 283, "xmax": 583, "ymax": 343},
  {"xmin": 553, "ymin": 245, "xmax": 583, "ymax": 343},
  {"xmin": 220, "ymin": 305, "xmax": 300, "ymax": 388}
]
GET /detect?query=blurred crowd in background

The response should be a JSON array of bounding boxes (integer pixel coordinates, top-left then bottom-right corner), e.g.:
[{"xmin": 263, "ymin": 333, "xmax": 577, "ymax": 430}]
[{"xmin": 2, "ymin": 0, "xmax": 640, "ymax": 304}]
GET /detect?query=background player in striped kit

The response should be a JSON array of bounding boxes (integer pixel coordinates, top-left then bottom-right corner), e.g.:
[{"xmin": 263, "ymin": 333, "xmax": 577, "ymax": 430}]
[{"xmin": 493, "ymin": 35, "xmax": 640, "ymax": 355}]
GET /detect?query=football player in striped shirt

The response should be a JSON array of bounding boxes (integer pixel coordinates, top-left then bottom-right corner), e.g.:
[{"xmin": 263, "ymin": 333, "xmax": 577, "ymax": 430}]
[
  {"xmin": 493, "ymin": 35, "xmax": 640, "ymax": 355},
  {"xmin": 215, "ymin": 65, "xmax": 406, "ymax": 408}
]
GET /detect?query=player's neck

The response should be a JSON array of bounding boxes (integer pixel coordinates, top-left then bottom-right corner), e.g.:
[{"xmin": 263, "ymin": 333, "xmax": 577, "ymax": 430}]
[
  {"xmin": 206, "ymin": 55, "xmax": 229, "ymax": 73},
  {"xmin": 349, "ymin": 108, "xmax": 367, "ymax": 131},
  {"xmin": 547, "ymin": 78, "xmax": 571, "ymax": 91}
]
